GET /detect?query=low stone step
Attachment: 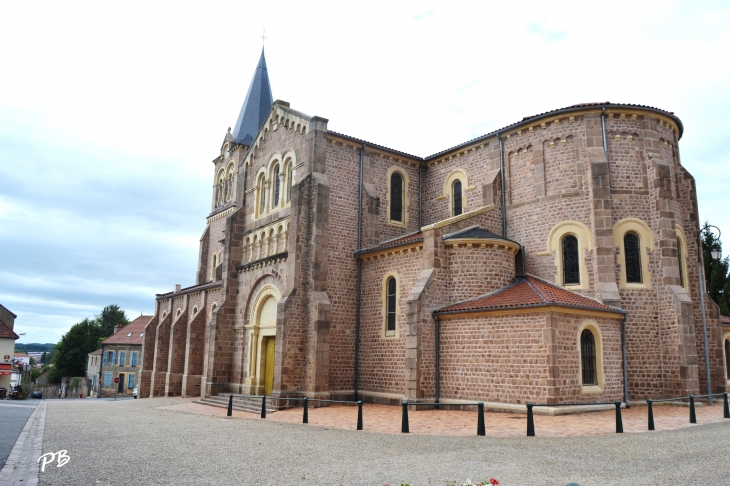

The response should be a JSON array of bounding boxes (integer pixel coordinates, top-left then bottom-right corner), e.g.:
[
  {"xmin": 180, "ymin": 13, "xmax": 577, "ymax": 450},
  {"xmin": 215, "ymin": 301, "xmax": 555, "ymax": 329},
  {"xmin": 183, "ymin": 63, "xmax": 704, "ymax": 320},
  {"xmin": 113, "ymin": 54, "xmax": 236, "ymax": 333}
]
[{"xmin": 194, "ymin": 397, "xmax": 278, "ymax": 414}]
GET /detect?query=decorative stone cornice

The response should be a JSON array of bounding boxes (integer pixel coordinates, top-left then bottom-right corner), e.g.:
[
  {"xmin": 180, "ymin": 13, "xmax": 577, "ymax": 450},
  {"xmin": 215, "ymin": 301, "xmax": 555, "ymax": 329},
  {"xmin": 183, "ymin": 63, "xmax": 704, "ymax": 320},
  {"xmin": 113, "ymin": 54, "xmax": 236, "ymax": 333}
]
[
  {"xmin": 444, "ymin": 238, "xmax": 520, "ymax": 252},
  {"xmin": 237, "ymin": 251, "xmax": 288, "ymax": 272},
  {"xmin": 359, "ymin": 243, "xmax": 423, "ymax": 262},
  {"xmin": 207, "ymin": 206, "xmax": 237, "ymax": 223},
  {"xmin": 421, "ymin": 204, "xmax": 495, "ymax": 231}
]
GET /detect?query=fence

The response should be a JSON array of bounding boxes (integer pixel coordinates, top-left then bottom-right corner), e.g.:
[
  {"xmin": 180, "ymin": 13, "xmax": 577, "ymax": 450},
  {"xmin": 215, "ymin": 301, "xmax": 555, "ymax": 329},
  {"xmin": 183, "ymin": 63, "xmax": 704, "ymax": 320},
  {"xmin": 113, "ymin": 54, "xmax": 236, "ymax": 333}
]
[{"xmin": 220, "ymin": 392, "xmax": 730, "ymax": 437}]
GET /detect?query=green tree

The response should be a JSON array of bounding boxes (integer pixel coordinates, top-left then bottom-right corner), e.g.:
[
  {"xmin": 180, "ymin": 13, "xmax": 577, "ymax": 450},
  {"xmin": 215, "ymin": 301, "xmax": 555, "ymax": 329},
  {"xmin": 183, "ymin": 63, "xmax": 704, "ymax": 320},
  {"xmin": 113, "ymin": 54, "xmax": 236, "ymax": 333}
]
[
  {"xmin": 29, "ymin": 357, "xmax": 36, "ymax": 366},
  {"xmin": 31, "ymin": 368, "xmax": 41, "ymax": 383},
  {"xmin": 701, "ymin": 222, "xmax": 730, "ymax": 316},
  {"xmin": 96, "ymin": 304, "xmax": 129, "ymax": 337},
  {"xmin": 40, "ymin": 352, "xmax": 47, "ymax": 365},
  {"xmin": 47, "ymin": 318, "xmax": 105, "ymax": 383}
]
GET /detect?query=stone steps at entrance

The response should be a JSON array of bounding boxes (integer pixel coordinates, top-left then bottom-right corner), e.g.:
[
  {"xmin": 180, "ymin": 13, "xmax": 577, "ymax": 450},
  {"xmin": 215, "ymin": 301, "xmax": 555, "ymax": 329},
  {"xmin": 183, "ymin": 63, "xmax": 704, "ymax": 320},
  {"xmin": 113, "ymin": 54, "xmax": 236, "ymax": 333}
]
[{"xmin": 194, "ymin": 395, "xmax": 279, "ymax": 414}]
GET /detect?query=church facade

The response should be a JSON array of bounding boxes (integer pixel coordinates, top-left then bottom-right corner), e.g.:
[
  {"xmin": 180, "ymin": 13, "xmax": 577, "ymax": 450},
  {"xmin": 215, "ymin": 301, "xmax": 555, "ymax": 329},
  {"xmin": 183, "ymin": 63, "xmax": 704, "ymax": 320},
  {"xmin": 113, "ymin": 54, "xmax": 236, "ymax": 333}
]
[{"xmin": 138, "ymin": 50, "xmax": 728, "ymax": 406}]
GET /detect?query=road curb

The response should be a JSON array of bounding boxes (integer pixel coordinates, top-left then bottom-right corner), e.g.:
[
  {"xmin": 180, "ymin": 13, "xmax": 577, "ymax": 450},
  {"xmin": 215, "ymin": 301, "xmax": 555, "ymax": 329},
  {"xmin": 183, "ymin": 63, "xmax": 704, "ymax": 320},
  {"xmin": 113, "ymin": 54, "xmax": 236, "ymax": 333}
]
[{"xmin": 0, "ymin": 400, "xmax": 47, "ymax": 486}]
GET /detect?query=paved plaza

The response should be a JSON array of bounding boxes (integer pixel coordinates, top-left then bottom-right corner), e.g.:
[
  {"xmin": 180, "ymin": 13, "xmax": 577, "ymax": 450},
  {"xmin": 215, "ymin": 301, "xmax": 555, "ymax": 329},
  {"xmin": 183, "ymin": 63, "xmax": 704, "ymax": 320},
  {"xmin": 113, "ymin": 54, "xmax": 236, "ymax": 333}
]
[{"xmin": 3, "ymin": 397, "xmax": 729, "ymax": 485}]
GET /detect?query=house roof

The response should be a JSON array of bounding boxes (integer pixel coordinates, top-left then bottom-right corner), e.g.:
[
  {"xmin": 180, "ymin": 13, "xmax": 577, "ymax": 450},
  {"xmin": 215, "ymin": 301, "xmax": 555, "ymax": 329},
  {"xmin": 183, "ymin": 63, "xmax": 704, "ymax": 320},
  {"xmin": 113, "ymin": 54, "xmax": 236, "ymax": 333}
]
[
  {"xmin": 435, "ymin": 275, "xmax": 625, "ymax": 316},
  {"xmin": 14, "ymin": 352, "xmax": 28, "ymax": 357},
  {"xmin": 101, "ymin": 315, "xmax": 152, "ymax": 345},
  {"xmin": 721, "ymin": 315, "xmax": 730, "ymax": 326},
  {"xmin": 443, "ymin": 226, "xmax": 508, "ymax": 241},
  {"xmin": 0, "ymin": 322, "xmax": 19, "ymax": 340},
  {"xmin": 89, "ymin": 348, "xmax": 102, "ymax": 356},
  {"xmin": 357, "ymin": 231, "xmax": 424, "ymax": 255}
]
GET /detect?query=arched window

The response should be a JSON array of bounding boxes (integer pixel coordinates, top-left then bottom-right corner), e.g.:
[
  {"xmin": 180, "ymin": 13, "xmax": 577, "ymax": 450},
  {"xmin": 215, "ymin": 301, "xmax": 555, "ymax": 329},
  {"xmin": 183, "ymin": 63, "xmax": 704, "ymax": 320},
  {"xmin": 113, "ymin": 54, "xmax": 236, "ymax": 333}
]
[
  {"xmin": 288, "ymin": 165, "xmax": 293, "ymax": 202},
  {"xmin": 227, "ymin": 172, "xmax": 234, "ymax": 201},
  {"xmin": 386, "ymin": 276, "xmax": 397, "ymax": 333},
  {"xmin": 390, "ymin": 172, "xmax": 403, "ymax": 223},
  {"xmin": 176, "ymin": 309, "xmax": 181, "ymax": 318},
  {"xmin": 273, "ymin": 165, "xmax": 280, "ymax": 208},
  {"xmin": 452, "ymin": 180, "xmax": 463, "ymax": 216},
  {"xmin": 581, "ymin": 329, "xmax": 597, "ymax": 386},
  {"xmin": 562, "ymin": 235, "xmax": 580, "ymax": 285},
  {"xmin": 725, "ymin": 339, "xmax": 730, "ymax": 380},
  {"xmin": 257, "ymin": 174, "xmax": 266, "ymax": 215},
  {"xmin": 624, "ymin": 232, "xmax": 642, "ymax": 283},
  {"xmin": 677, "ymin": 238, "xmax": 685, "ymax": 288}
]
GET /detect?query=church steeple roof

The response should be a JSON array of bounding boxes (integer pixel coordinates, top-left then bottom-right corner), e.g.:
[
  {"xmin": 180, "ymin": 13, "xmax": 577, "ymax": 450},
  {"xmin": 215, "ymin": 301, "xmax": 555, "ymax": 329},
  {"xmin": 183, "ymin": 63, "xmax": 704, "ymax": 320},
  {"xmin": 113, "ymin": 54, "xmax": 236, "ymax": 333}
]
[{"xmin": 232, "ymin": 49, "xmax": 274, "ymax": 146}]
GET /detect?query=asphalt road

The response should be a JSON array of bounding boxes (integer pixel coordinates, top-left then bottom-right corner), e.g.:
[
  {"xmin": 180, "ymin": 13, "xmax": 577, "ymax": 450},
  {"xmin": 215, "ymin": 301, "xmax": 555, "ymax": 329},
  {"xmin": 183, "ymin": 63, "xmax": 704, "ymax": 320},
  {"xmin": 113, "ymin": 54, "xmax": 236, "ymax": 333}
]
[
  {"xmin": 0, "ymin": 399, "xmax": 39, "ymax": 467},
  {"xmin": 39, "ymin": 397, "xmax": 730, "ymax": 485}
]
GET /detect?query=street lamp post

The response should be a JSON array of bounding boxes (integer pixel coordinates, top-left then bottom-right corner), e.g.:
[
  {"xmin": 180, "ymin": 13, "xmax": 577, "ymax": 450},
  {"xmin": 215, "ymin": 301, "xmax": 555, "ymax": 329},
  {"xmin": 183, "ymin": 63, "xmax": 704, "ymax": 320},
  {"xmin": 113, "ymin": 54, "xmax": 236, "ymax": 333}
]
[{"xmin": 698, "ymin": 224, "xmax": 722, "ymax": 406}]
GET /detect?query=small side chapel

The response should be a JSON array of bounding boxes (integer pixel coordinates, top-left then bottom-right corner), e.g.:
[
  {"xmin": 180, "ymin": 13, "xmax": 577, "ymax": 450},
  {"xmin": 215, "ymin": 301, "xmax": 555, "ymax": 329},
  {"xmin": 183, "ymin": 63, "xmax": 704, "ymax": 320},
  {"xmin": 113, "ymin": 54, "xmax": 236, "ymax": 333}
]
[{"xmin": 138, "ymin": 49, "xmax": 728, "ymax": 407}]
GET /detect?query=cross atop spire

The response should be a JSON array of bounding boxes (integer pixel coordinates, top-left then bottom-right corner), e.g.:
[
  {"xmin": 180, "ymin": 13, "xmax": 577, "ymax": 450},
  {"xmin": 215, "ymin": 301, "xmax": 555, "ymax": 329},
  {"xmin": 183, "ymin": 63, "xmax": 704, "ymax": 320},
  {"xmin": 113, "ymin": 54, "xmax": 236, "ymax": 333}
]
[
  {"xmin": 261, "ymin": 28, "xmax": 266, "ymax": 47},
  {"xmin": 231, "ymin": 48, "xmax": 274, "ymax": 146}
]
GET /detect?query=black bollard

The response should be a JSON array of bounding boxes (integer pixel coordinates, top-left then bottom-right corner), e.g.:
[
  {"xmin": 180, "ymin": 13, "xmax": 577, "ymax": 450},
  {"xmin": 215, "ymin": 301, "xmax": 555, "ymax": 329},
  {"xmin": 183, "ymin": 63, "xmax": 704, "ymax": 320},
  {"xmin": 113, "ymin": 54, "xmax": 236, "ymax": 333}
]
[
  {"xmin": 689, "ymin": 395, "xmax": 696, "ymax": 424},
  {"xmin": 724, "ymin": 392, "xmax": 730, "ymax": 419},
  {"xmin": 615, "ymin": 400, "xmax": 623, "ymax": 433},
  {"xmin": 401, "ymin": 401, "xmax": 409, "ymax": 433},
  {"xmin": 303, "ymin": 397, "xmax": 308, "ymax": 424},
  {"xmin": 227, "ymin": 394, "xmax": 233, "ymax": 417},
  {"xmin": 477, "ymin": 402, "xmax": 485, "ymax": 436},
  {"xmin": 526, "ymin": 403, "xmax": 535, "ymax": 437},
  {"xmin": 261, "ymin": 395, "xmax": 267, "ymax": 419},
  {"xmin": 357, "ymin": 401, "xmax": 363, "ymax": 431},
  {"xmin": 647, "ymin": 399, "xmax": 655, "ymax": 431}
]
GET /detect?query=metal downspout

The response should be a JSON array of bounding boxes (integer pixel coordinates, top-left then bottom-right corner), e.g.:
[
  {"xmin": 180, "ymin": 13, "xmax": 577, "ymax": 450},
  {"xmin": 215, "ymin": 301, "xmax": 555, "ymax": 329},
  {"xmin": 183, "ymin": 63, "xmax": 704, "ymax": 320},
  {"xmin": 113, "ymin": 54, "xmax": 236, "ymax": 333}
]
[
  {"xmin": 620, "ymin": 315, "xmax": 630, "ymax": 408},
  {"xmin": 354, "ymin": 144, "xmax": 365, "ymax": 401},
  {"xmin": 418, "ymin": 163, "xmax": 423, "ymax": 228},
  {"xmin": 499, "ymin": 134, "xmax": 507, "ymax": 237},
  {"xmin": 698, "ymin": 258, "xmax": 713, "ymax": 405}
]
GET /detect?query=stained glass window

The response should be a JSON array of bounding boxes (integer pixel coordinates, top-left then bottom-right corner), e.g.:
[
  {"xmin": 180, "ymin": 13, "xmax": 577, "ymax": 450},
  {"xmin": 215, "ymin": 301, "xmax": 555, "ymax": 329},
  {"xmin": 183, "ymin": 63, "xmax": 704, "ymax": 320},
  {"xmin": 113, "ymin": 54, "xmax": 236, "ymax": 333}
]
[
  {"xmin": 581, "ymin": 329, "xmax": 597, "ymax": 386},
  {"xmin": 562, "ymin": 235, "xmax": 580, "ymax": 285},
  {"xmin": 390, "ymin": 173, "xmax": 403, "ymax": 222},
  {"xmin": 453, "ymin": 180, "xmax": 462, "ymax": 216},
  {"xmin": 625, "ymin": 233, "xmax": 642, "ymax": 283},
  {"xmin": 273, "ymin": 165, "xmax": 280, "ymax": 208},
  {"xmin": 386, "ymin": 277, "xmax": 397, "ymax": 332}
]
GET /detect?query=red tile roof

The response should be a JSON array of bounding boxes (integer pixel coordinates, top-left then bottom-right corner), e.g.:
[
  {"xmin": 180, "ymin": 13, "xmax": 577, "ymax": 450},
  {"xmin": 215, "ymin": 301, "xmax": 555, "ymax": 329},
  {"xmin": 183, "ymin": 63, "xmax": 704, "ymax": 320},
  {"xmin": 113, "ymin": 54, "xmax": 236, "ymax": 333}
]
[
  {"xmin": 0, "ymin": 322, "xmax": 19, "ymax": 340},
  {"xmin": 358, "ymin": 231, "xmax": 423, "ymax": 255},
  {"xmin": 89, "ymin": 348, "xmax": 102, "ymax": 355},
  {"xmin": 436, "ymin": 275, "xmax": 625, "ymax": 316},
  {"xmin": 721, "ymin": 315, "xmax": 730, "ymax": 325},
  {"xmin": 101, "ymin": 315, "xmax": 152, "ymax": 345}
]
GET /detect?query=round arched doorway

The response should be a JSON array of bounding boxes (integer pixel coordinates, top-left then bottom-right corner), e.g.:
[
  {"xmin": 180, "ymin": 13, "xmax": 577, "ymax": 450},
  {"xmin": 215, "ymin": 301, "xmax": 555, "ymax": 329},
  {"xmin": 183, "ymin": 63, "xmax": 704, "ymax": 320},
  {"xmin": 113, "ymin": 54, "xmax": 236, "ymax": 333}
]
[{"xmin": 245, "ymin": 285, "xmax": 280, "ymax": 396}]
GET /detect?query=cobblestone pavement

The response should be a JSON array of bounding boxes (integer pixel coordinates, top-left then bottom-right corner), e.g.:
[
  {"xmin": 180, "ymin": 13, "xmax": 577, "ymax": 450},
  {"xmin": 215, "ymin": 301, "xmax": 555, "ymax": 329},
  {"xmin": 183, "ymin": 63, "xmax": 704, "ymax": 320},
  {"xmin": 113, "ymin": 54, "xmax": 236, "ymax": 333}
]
[
  {"xmin": 40, "ymin": 398, "xmax": 730, "ymax": 485},
  {"xmin": 0, "ymin": 400, "xmax": 46, "ymax": 486}
]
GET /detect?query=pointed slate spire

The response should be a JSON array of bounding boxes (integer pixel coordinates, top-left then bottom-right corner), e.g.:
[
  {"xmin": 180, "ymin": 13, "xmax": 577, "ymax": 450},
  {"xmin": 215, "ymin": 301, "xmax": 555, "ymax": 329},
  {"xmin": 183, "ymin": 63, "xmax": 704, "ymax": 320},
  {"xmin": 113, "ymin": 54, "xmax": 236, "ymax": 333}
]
[{"xmin": 232, "ymin": 49, "xmax": 273, "ymax": 145}]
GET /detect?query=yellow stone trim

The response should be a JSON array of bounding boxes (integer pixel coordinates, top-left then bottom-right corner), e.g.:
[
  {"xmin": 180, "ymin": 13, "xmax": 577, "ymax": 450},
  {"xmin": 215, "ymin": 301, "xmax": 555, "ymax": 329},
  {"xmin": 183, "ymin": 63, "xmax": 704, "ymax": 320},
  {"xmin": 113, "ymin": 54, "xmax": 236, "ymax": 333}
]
[
  {"xmin": 441, "ymin": 169, "xmax": 469, "ymax": 217},
  {"xmin": 381, "ymin": 271, "xmax": 400, "ymax": 339},
  {"xmin": 613, "ymin": 218, "xmax": 654, "ymax": 290},
  {"xmin": 445, "ymin": 238, "xmax": 520, "ymax": 252},
  {"xmin": 542, "ymin": 220, "xmax": 592, "ymax": 290},
  {"xmin": 359, "ymin": 242, "xmax": 423, "ymax": 261},
  {"xmin": 386, "ymin": 166, "xmax": 410, "ymax": 227},
  {"xmin": 437, "ymin": 305, "xmax": 624, "ymax": 320},
  {"xmin": 578, "ymin": 320, "xmax": 605, "ymax": 394},
  {"xmin": 421, "ymin": 204, "xmax": 495, "ymax": 231},
  {"xmin": 676, "ymin": 224, "xmax": 689, "ymax": 291},
  {"xmin": 207, "ymin": 206, "xmax": 236, "ymax": 223}
]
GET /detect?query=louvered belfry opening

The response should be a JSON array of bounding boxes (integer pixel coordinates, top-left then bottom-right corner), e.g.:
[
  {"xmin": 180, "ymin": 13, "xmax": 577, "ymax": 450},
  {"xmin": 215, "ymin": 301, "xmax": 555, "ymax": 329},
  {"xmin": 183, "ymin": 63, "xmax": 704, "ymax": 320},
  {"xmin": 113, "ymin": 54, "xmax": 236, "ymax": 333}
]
[
  {"xmin": 562, "ymin": 235, "xmax": 580, "ymax": 285},
  {"xmin": 624, "ymin": 232, "xmax": 642, "ymax": 283},
  {"xmin": 386, "ymin": 277, "xmax": 397, "ymax": 332},
  {"xmin": 390, "ymin": 172, "xmax": 403, "ymax": 222},
  {"xmin": 581, "ymin": 329, "xmax": 597, "ymax": 386}
]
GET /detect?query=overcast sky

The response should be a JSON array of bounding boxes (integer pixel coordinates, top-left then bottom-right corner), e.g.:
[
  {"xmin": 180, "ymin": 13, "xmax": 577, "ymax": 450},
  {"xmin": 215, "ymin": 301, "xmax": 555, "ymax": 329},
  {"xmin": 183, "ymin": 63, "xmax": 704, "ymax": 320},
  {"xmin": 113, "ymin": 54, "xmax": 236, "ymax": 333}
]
[{"xmin": 1, "ymin": 1, "xmax": 729, "ymax": 343}]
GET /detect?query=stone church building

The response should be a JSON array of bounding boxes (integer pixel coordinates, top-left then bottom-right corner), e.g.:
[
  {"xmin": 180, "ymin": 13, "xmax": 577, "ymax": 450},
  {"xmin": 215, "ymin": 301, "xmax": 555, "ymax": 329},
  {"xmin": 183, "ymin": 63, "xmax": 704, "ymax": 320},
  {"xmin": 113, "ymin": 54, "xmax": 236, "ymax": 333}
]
[{"xmin": 138, "ymin": 49, "xmax": 728, "ymax": 406}]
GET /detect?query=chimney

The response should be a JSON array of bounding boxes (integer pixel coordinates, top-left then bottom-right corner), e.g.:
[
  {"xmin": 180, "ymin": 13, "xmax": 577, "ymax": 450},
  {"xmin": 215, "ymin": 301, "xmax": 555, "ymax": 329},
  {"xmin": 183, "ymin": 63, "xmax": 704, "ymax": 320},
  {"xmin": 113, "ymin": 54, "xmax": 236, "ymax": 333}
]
[
  {"xmin": 175, "ymin": 284, "xmax": 181, "ymax": 292},
  {"xmin": 113, "ymin": 325, "xmax": 123, "ymax": 334}
]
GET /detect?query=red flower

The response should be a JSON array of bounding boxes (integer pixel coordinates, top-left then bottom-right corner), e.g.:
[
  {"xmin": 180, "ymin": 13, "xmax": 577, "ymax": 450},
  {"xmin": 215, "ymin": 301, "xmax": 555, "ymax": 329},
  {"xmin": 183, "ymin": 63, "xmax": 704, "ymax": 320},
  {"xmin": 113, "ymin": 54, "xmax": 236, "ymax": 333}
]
[{"xmin": 489, "ymin": 479, "xmax": 500, "ymax": 486}]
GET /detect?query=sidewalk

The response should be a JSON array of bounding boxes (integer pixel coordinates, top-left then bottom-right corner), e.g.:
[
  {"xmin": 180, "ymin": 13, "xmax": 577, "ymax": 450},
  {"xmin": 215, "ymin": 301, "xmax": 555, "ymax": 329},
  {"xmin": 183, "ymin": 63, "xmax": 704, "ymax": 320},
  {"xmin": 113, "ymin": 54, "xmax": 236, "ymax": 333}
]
[
  {"xmin": 0, "ymin": 400, "xmax": 47, "ymax": 486},
  {"xmin": 161, "ymin": 400, "xmax": 729, "ymax": 436}
]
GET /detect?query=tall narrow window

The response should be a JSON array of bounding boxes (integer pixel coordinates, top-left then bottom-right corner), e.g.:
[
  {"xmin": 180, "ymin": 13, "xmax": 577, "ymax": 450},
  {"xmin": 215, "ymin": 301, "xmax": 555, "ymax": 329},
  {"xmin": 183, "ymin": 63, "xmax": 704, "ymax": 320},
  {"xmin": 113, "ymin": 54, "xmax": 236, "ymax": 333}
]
[
  {"xmin": 259, "ymin": 178, "xmax": 266, "ymax": 214},
  {"xmin": 127, "ymin": 374, "xmax": 135, "ymax": 388},
  {"xmin": 624, "ymin": 232, "xmax": 642, "ymax": 283},
  {"xmin": 273, "ymin": 165, "xmax": 280, "ymax": 208},
  {"xmin": 390, "ymin": 172, "xmax": 403, "ymax": 222},
  {"xmin": 227, "ymin": 173, "xmax": 234, "ymax": 201},
  {"xmin": 288, "ymin": 166, "xmax": 293, "ymax": 202},
  {"xmin": 581, "ymin": 329, "xmax": 597, "ymax": 385},
  {"xmin": 677, "ymin": 238, "xmax": 685, "ymax": 288},
  {"xmin": 131, "ymin": 352, "xmax": 138, "ymax": 367},
  {"xmin": 562, "ymin": 235, "xmax": 580, "ymax": 285},
  {"xmin": 452, "ymin": 180, "xmax": 463, "ymax": 216},
  {"xmin": 386, "ymin": 277, "xmax": 397, "ymax": 332},
  {"xmin": 725, "ymin": 339, "xmax": 730, "ymax": 380},
  {"xmin": 120, "ymin": 352, "xmax": 125, "ymax": 367}
]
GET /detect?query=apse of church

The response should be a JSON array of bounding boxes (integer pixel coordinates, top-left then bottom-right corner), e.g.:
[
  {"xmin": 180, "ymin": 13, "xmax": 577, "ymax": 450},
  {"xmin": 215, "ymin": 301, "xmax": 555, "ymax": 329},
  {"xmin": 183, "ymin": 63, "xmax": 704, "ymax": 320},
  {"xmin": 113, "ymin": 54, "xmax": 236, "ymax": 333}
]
[{"xmin": 138, "ymin": 50, "xmax": 727, "ymax": 406}]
